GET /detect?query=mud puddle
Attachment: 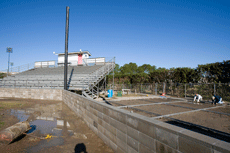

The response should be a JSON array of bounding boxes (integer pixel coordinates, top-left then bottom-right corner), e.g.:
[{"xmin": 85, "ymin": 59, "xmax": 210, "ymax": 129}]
[{"xmin": 0, "ymin": 98, "xmax": 113, "ymax": 153}]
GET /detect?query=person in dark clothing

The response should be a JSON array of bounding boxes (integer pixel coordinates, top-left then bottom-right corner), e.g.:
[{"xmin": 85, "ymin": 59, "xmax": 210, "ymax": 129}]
[{"xmin": 212, "ymin": 95, "xmax": 224, "ymax": 105}]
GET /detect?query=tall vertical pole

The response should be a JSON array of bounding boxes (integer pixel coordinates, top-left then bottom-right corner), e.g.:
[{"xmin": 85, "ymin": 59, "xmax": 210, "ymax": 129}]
[
  {"xmin": 64, "ymin": 6, "xmax": 70, "ymax": 90},
  {"xmin": 185, "ymin": 83, "xmax": 186, "ymax": 98},
  {"xmin": 113, "ymin": 57, "xmax": 115, "ymax": 90},
  {"xmin": 7, "ymin": 52, "xmax": 10, "ymax": 76},
  {"xmin": 214, "ymin": 83, "xmax": 216, "ymax": 95}
]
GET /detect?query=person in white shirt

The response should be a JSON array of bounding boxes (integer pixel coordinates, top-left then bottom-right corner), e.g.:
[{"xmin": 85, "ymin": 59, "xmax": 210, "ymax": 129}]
[{"xmin": 194, "ymin": 94, "xmax": 202, "ymax": 102}]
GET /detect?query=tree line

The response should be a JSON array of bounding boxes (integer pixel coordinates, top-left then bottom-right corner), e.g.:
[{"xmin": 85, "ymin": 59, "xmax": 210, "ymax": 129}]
[{"xmin": 107, "ymin": 60, "xmax": 230, "ymax": 84}]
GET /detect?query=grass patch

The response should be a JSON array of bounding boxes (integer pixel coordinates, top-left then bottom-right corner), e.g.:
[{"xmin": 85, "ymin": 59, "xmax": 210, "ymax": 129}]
[
  {"xmin": 0, "ymin": 121, "xmax": 4, "ymax": 127},
  {"xmin": 0, "ymin": 102, "xmax": 27, "ymax": 109}
]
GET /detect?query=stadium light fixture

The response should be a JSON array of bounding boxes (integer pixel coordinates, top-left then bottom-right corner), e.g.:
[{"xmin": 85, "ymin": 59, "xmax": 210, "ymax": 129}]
[{"xmin": 6, "ymin": 47, "xmax": 13, "ymax": 76}]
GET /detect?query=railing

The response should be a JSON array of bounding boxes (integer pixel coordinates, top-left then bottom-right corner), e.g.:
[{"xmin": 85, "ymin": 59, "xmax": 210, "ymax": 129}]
[
  {"xmin": 0, "ymin": 80, "xmax": 64, "ymax": 89},
  {"xmin": 34, "ymin": 60, "xmax": 57, "ymax": 68},
  {"xmin": 0, "ymin": 60, "xmax": 59, "ymax": 75},
  {"xmin": 0, "ymin": 63, "xmax": 35, "ymax": 74},
  {"xmin": 82, "ymin": 57, "xmax": 116, "ymax": 97},
  {"xmin": 107, "ymin": 83, "xmax": 230, "ymax": 102},
  {"xmin": 0, "ymin": 57, "xmax": 116, "ymax": 94}
]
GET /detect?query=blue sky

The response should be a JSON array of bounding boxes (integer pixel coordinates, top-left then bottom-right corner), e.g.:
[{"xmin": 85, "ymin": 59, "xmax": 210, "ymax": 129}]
[{"xmin": 0, "ymin": 0, "xmax": 229, "ymax": 70}]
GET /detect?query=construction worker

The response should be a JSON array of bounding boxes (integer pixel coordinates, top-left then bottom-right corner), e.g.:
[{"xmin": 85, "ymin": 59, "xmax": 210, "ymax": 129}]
[
  {"xmin": 212, "ymin": 95, "xmax": 224, "ymax": 105},
  {"xmin": 194, "ymin": 94, "xmax": 202, "ymax": 102}
]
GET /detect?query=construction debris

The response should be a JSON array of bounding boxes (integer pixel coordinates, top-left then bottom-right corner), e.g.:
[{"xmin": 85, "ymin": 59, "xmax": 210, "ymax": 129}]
[{"xmin": 0, "ymin": 121, "xmax": 30, "ymax": 144}]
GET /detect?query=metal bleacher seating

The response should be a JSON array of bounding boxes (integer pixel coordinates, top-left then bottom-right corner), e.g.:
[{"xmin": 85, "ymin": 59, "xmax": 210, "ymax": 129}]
[{"xmin": 0, "ymin": 62, "xmax": 115, "ymax": 98}]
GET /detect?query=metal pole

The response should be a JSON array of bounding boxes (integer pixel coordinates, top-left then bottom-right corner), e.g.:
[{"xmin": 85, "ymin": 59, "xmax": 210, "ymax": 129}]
[
  {"xmin": 214, "ymin": 83, "xmax": 216, "ymax": 95},
  {"xmin": 141, "ymin": 84, "xmax": 142, "ymax": 93},
  {"xmin": 155, "ymin": 83, "xmax": 157, "ymax": 95},
  {"xmin": 64, "ymin": 6, "xmax": 70, "ymax": 90},
  {"xmin": 113, "ymin": 57, "xmax": 115, "ymax": 90},
  {"xmin": 105, "ymin": 76, "xmax": 106, "ymax": 92},
  {"xmin": 185, "ymin": 83, "xmax": 186, "ymax": 98},
  {"xmin": 7, "ymin": 52, "xmax": 10, "ymax": 76}
]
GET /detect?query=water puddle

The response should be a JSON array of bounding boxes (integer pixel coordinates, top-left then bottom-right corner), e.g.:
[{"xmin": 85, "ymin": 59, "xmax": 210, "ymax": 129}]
[{"xmin": 10, "ymin": 103, "xmax": 74, "ymax": 152}]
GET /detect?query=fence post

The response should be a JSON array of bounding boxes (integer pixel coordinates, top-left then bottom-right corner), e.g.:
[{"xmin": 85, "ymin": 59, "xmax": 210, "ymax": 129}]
[
  {"xmin": 214, "ymin": 83, "xmax": 216, "ymax": 95},
  {"xmin": 141, "ymin": 84, "xmax": 142, "ymax": 93},
  {"xmin": 185, "ymin": 83, "xmax": 186, "ymax": 98},
  {"xmin": 152, "ymin": 82, "xmax": 155, "ymax": 94},
  {"xmin": 155, "ymin": 83, "xmax": 157, "ymax": 95},
  {"xmin": 163, "ymin": 82, "xmax": 166, "ymax": 94}
]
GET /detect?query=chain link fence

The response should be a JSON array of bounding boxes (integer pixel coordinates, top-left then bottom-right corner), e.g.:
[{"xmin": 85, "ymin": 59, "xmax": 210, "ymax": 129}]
[{"xmin": 108, "ymin": 83, "xmax": 230, "ymax": 102}]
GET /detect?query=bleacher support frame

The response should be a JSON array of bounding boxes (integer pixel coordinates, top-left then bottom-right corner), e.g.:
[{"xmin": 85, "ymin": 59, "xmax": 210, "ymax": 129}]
[{"xmin": 0, "ymin": 57, "xmax": 116, "ymax": 99}]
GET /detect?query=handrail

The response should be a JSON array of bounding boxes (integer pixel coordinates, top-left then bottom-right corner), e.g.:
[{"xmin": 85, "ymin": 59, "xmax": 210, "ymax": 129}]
[{"xmin": 82, "ymin": 57, "xmax": 115, "ymax": 97}]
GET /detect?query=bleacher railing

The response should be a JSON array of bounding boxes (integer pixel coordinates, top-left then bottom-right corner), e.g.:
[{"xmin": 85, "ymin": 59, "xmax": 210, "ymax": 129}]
[
  {"xmin": 82, "ymin": 57, "xmax": 115, "ymax": 98},
  {"xmin": 0, "ymin": 57, "xmax": 116, "ymax": 93},
  {"xmin": 0, "ymin": 63, "xmax": 35, "ymax": 74}
]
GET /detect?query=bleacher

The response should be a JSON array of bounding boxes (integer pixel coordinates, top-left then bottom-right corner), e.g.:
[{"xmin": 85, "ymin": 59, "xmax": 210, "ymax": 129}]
[{"xmin": 0, "ymin": 63, "xmax": 115, "ymax": 93}]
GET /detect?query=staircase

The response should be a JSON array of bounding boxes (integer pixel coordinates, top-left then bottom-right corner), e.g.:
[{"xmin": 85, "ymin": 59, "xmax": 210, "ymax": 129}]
[
  {"xmin": 82, "ymin": 59, "xmax": 115, "ymax": 98},
  {"xmin": 0, "ymin": 57, "xmax": 116, "ymax": 99}
]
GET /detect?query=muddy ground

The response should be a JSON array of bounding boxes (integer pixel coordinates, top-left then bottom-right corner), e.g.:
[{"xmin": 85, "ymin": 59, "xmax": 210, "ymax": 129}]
[
  {"xmin": 160, "ymin": 109, "xmax": 230, "ymax": 134},
  {"xmin": 108, "ymin": 98, "xmax": 182, "ymax": 107},
  {"xmin": 0, "ymin": 98, "xmax": 113, "ymax": 153},
  {"xmin": 110, "ymin": 97, "xmax": 230, "ymax": 135}
]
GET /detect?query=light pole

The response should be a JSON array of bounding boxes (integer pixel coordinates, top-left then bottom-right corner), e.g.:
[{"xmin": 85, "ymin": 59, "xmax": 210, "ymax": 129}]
[
  {"xmin": 64, "ymin": 6, "xmax": 70, "ymax": 90},
  {"xmin": 6, "ymin": 47, "xmax": 13, "ymax": 76}
]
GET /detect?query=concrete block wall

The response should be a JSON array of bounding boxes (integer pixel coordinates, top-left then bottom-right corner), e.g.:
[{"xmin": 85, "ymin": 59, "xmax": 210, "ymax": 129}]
[
  {"xmin": 0, "ymin": 88, "xmax": 62, "ymax": 100},
  {"xmin": 63, "ymin": 90, "xmax": 230, "ymax": 153}
]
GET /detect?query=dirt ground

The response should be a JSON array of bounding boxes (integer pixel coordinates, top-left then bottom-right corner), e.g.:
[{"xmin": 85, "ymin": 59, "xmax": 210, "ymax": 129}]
[
  {"xmin": 111, "ymin": 97, "xmax": 230, "ymax": 135},
  {"xmin": 161, "ymin": 110, "xmax": 230, "ymax": 134},
  {"xmin": 0, "ymin": 98, "xmax": 113, "ymax": 153},
  {"xmin": 125, "ymin": 104, "xmax": 191, "ymax": 116},
  {"xmin": 108, "ymin": 98, "xmax": 182, "ymax": 106}
]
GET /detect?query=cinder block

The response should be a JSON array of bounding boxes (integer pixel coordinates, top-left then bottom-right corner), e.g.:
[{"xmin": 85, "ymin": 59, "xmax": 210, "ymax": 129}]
[
  {"xmin": 117, "ymin": 147, "xmax": 126, "ymax": 153},
  {"xmin": 90, "ymin": 113, "xmax": 98, "ymax": 123},
  {"xmin": 128, "ymin": 145, "xmax": 138, "ymax": 153},
  {"xmin": 103, "ymin": 114, "xmax": 110, "ymax": 124},
  {"xmin": 117, "ymin": 138, "xmax": 127, "ymax": 152},
  {"xmin": 156, "ymin": 140, "xmax": 177, "ymax": 153},
  {"xmin": 213, "ymin": 150, "xmax": 222, "ymax": 153},
  {"xmin": 89, "ymin": 123, "xmax": 98, "ymax": 134},
  {"xmin": 98, "ymin": 124, "xmax": 104, "ymax": 133},
  {"xmin": 179, "ymin": 136, "xmax": 212, "ymax": 153},
  {"xmin": 103, "ymin": 107, "xmax": 110, "ymax": 116},
  {"xmin": 110, "ymin": 118, "xmax": 127, "ymax": 134},
  {"xmin": 212, "ymin": 139, "xmax": 230, "ymax": 153},
  {"xmin": 110, "ymin": 140, "xmax": 118, "ymax": 152},
  {"xmin": 139, "ymin": 132, "xmax": 155, "ymax": 151},
  {"xmin": 93, "ymin": 121, "xmax": 98, "ymax": 129},
  {"xmin": 127, "ymin": 115, "xmax": 139, "ymax": 130},
  {"xmin": 105, "ymin": 129, "xmax": 117, "ymax": 143},
  {"xmin": 137, "ymin": 119, "xmax": 156, "ymax": 138},
  {"xmin": 139, "ymin": 143, "xmax": 155, "ymax": 153},
  {"xmin": 98, "ymin": 131, "xmax": 110, "ymax": 146},
  {"xmin": 117, "ymin": 129, "xmax": 126, "ymax": 143},
  {"xmin": 90, "ymin": 107, "xmax": 98, "ymax": 117},
  {"xmin": 98, "ymin": 118, "xmax": 103, "ymax": 125},
  {"xmin": 109, "ymin": 109, "xmax": 127, "ymax": 124},
  {"xmin": 156, "ymin": 127, "xmax": 178, "ymax": 149},
  {"xmin": 179, "ymin": 128, "xmax": 216, "ymax": 148},
  {"xmin": 105, "ymin": 122, "xmax": 117, "ymax": 136},
  {"xmin": 98, "ymin": 112, "xmax": 103, "ymax": 119},
  {"xmin": 127, "ymin": 126, "xmax": 139, "ymax": 141},
  {"xmin": 127, "ymin": 136, "xmax": 139, "ymax": 151},
  {"xmin": 94, "ymin": 103, "xmax": 104, "ymax": 113}
]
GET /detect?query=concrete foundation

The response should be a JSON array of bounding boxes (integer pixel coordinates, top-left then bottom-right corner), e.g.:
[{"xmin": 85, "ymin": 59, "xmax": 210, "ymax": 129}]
[
  {"xmin": 62, "ymin": 90, "xmax": 230, "ymax": 153},
  {"xmin": 0, "ymin": 88, "xmax": 62, "ymax": 101},
  {"xmin": 0, "ymin": 88, "xmax": 229, "ymax": 153}
]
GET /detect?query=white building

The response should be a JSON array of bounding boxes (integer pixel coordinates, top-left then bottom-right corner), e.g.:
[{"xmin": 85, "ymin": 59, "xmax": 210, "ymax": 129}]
[{"xmin": 57, "ymin": 50, "xmax": 91, "ymax": 66}]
